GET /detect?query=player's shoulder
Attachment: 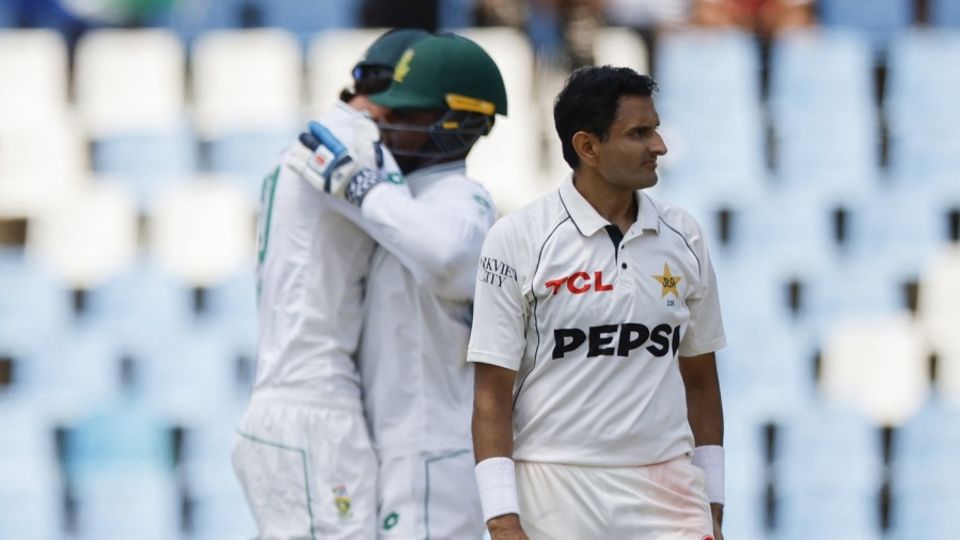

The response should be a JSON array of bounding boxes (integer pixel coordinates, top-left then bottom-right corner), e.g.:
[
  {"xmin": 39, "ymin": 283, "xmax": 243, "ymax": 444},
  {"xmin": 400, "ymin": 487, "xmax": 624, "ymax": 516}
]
[
  {"xmin": 642, "ymin": 190, "xmax": 706, "ymax": 242},
  {"xmin": 487, "ymin": 188, "xmax": 568, "ymax": 248}
]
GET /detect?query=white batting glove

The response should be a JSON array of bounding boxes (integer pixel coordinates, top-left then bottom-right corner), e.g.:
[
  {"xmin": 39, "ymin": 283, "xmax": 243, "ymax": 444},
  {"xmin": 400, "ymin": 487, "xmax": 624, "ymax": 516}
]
[{"xmin": 282, "ymin": 116, "xmax": 386, "ymax": 206}]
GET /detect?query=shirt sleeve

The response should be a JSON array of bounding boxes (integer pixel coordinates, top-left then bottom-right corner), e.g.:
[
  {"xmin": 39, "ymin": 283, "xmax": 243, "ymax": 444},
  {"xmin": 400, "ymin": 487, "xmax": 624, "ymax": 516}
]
[
  {"xmin": 467, "ymin": 218, "xmax": 529, "ymax": 371},
  {"xmin": 679, "ymin": 220, "xmax": 727, "ymax": 357},
  {"xmin": 356, "ymin": 178, "xmax": 497, "ymax": 301}
]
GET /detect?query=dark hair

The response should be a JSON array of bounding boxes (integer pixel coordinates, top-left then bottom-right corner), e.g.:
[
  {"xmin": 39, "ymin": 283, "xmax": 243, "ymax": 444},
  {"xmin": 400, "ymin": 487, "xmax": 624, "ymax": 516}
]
[{"xmin": 553, "ymin": 65, "xmax": 658, "ymax": 169}]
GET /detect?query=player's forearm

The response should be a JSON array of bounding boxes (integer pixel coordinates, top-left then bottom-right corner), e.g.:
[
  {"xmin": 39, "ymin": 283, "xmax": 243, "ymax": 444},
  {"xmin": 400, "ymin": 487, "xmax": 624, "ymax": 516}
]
[
  {"xmin": 679, "ymin": 353, "xmax": 724, "ymax": 446},
  {"xmin": 360, "ymin": 186, "xmax": 490, "ymax": 298},
  {"xmin": 472, "ymin": 364, "xmax": 517, "ymax": 461}
]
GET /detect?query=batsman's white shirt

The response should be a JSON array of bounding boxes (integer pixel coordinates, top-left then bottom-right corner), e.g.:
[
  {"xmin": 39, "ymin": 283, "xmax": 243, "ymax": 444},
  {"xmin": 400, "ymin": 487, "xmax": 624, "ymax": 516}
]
[
  {"xmin": 252, "ymin": 101, "xmax": 407, "ymax": 402},
  {"xmin": 468, "ymin": 175, "xmax": 726, "ymax": 467},
  {"xmin": 358, "ymin": 161, "xmax": 496, "ymax": 456}
]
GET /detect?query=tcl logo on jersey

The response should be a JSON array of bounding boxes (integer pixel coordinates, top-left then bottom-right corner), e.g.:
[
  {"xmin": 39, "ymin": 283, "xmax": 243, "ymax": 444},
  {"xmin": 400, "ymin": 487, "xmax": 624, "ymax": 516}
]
[
  {"xmin": 552, "ymin": 323, "xmax": 681, "ymax": 359},
  {"xmin": 545, "ymin": 271, "xmax": 613, "ymax": 295}
]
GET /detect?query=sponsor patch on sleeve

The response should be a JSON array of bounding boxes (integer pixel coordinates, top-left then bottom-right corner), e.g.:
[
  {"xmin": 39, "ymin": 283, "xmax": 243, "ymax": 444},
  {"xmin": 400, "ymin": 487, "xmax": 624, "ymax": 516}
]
[{"xmin": 478, "ymin": 256, "xmax": 517, "ymax": 287}]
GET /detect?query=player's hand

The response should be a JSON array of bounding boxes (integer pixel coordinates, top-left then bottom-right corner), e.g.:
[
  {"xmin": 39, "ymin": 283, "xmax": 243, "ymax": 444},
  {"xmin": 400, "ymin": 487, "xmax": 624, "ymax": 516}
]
[
  {"xmin": 282, "ymin": 116, "xmax": 383, "ymax": 202},
  {"xmin": 487, "ymin": 514, "xmax": 529, "ymax": 540},
  {"xmin": 710, "ymin": 503, "xmax": 724, "ymax": 540}
]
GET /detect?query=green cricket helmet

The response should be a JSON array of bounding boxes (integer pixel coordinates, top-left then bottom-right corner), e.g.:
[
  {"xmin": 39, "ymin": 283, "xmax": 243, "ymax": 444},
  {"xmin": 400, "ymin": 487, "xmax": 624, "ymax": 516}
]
[
  {"xmin": 370, "ymin": 33, "xmax": 508, "ymax": 160},
  {"xmin": 351, "ymin": 28, "xmax": 432, "ymax": 95}
]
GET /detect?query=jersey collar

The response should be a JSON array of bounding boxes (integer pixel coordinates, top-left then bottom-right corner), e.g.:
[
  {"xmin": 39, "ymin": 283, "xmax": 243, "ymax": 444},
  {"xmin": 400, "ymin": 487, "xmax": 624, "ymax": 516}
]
[{"xmin": 558, "ymin": 174, "xmax": 660, "ymax": 238}]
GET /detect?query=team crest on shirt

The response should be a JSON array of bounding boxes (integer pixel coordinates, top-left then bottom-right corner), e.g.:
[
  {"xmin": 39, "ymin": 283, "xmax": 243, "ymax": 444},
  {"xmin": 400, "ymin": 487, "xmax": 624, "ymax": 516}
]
[
  {"xmin": 332, "ymin": 484, "xmax": 352, "ymax": 519},
  {"xmin": 652, "ymin": 262, "xmax": 682, "ymax": 302}
]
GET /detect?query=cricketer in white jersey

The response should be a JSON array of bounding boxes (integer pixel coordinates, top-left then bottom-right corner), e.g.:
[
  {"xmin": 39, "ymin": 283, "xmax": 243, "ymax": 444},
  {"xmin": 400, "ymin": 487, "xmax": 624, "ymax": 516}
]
[
  {"xmin": 470, "ymin": 66, "xmax": 727, "ymax": 540},
  {"xmin": 359, "ymin": 161, "xmax": 495, "ymax": 538},
  {"xmin": 232, "ymin": 101, "xmax": 408, "ymax": 540},
  {"xmin": 352, "ymin": 33, "xmax": 509, "ymax": 539}
]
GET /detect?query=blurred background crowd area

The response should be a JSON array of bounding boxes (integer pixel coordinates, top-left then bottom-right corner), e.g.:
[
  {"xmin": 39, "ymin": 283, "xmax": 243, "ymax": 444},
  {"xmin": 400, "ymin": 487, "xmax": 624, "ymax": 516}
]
[{"xmin": 1, "ymin": 0, "xmax": 960, "ymax": 539}]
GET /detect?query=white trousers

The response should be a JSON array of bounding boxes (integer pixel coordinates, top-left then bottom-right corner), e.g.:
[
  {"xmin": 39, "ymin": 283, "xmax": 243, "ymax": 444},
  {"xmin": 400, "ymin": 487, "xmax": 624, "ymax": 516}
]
[
  {"xmin": 516, "ymin": 456, "xmax": 714, "ymax": 540},
  {"xmin": 376, "ymin": 449, "xmax": 485, "ymax": 539},
  {"xmin": 232, "ymin": 394, "xmax": 378, "ymax": 540}
]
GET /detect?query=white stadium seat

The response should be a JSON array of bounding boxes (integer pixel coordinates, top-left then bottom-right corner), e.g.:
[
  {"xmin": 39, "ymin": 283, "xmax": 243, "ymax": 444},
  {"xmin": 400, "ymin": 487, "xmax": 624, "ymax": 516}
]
[
  {"xmin": 27, "ymin": 179, "xmax": 139, "ymax": 290},
  {"xmin": 192, "ymin": 29, "xmax": 302, "ymax": 137},
  {"xmin": 917, "ymin": 245, "xmax": 960, "ymax": 358},
  {"xmin": 821, "ymin": 313, "xmax": 929, "ymax": 425},
  {"xmin": 150, "ymin": 177, "xmax": 255, "ymax": 286},
  {"xmin": 592, "ymin": 27, "xmax": 649, "ymax": 74},
  {"xmin": 458, "ymin": 27, "xmax": 549, "ymax": 213},
  {"xmin": 0, "ymin": 30, "xmax": 68, "ymax": 126},
  {"xmin": 307, "ymin": 28, "xmax": 386, "ymax": 118},
  {"xmin": 0, "ymin": 117, "xmax": 87, "ymax": 218},
  {"xmin": 75, "ymin": 29, "xmax": 186, "ymax": 135}
]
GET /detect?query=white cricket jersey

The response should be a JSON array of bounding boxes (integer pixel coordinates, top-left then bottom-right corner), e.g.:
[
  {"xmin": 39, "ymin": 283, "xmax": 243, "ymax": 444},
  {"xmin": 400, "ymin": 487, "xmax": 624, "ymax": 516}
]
[
  {"xmin": 355, "ymin": 162, "xmax": 496, "ymax": 456},
  {"xmin": 468, "ymin": 175, "xmax": 726, "ymax": 467},
  {"xmin": 252, "ymin": 102, "xmax": 408, "ymax": 403}
]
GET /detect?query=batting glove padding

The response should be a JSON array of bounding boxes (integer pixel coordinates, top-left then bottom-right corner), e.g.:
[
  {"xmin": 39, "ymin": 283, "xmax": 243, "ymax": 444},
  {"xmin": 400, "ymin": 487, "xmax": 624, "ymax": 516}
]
[{"xmin": 282, "ymin": 116, "xmax": 386, "ymax": 206}]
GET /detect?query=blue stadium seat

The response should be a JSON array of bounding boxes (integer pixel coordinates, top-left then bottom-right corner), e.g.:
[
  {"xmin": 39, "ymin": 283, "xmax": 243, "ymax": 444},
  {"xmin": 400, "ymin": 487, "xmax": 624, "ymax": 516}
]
[
  {"xmin": 259, "ymin": 0, "xmax": 357, "ymax": 48},
  {"xmin": 721, "ymin": 416, "xmax": 768, "ymax": 540},
  {"xmin": 181, "ymin": 416, "xmax": 257, "ymax": 539},
  {"xmin": 137, "ymin": 327, "xmax": 245, "ymax": 425},
  {"xmin": 889, "ymin": 402, "xmax": 960, "ymax": 538},
  {"xmin": 33, "ymin": 327, "xmax": 123, "ymax": 422},
  {"xmin": 655, "ymin": 30, "xmax": 765, "ymax": 197},
  {"xmin": 64, "ymin": 396, "xmax": 173, "ymax": 479},
  {"xmin": 0, "ymin": 1, "xmax": 15, "ymax": 28},
  {"xmin": 770, "ymin": 30, "xmax": 879, "ymax": 195},
  {"xmin": 0, "ymin": 251, "xmax": 72, "ymax": 342},
  {"xmin": 818, "ymin": 0, "xmax": 915, "ymax": 51},
  {"xmin": 208, "ymin": 131, "xmax": 296, "ymax": 201},
  {"xmin": 930, "ymin": 0, "xmax": 960, "ymax": 26},
  {"xmin": 775, "ymin": 404, "xmax": 884, "ymax": 538},
  {"xmin": 886, "ymin": 31, "xmax": 960, "ymax": 181},
  {"xmin": 72, "ymin": 467, "xmax": 180, "ymax": 540},
  {"xmin": 0, "ymin": 397, "xmax": 63, "ymax": 540},
  {"xmin": 82, "ymin": 262, "xmax": 195, "ymax": 351},
  {"xmin": 168, "ymin": 0, "xmax": 257, "ymax": 43},
  {"xmin": 92, "ymin": 130, "xmax": 196, "ymax": 208}
]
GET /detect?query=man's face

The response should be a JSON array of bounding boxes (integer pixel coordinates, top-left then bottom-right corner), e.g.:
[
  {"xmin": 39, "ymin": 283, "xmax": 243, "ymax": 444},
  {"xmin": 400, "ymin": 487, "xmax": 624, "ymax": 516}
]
[
  {"xmin": 378, "ymin": 108, "xmax": 444, "ymax": 173},
  {"xmin": 593, "ymin": 95, "xmax": 667, "ymax": 190}
]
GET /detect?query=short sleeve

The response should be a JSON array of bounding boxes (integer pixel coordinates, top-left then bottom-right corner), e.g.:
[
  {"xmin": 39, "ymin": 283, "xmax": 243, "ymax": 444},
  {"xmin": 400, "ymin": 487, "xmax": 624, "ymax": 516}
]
[
  {"xmin": 467, "ymin": 219, "xmax": 529, "ymax": 371},
  {"xmin": 678, "ymin": 225, "xmax": 727, "ymax": 357}
]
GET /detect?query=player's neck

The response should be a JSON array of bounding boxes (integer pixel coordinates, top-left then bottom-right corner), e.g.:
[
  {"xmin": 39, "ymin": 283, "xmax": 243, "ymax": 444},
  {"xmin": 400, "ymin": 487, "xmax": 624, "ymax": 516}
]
[{"xmin": 572, "ymin": 170, "xmax": 638, "ymax": 233}]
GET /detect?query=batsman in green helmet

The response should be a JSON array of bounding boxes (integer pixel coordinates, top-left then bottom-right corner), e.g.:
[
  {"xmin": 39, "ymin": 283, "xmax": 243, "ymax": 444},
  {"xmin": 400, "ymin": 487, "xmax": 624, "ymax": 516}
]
[{"xmin": 370, "ymin": 33, "xmax": 509, "ymax": 173}]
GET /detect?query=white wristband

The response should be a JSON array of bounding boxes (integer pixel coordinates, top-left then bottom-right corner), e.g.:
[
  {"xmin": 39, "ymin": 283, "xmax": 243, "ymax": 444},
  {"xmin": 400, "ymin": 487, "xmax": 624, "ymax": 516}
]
[
  {"xmin": 474, "ymin": 457, "xmax": 520, "ymax": 523},
  {"xmin": 692, "ymin": 445, "xmax": 725, "ymax": 505}
]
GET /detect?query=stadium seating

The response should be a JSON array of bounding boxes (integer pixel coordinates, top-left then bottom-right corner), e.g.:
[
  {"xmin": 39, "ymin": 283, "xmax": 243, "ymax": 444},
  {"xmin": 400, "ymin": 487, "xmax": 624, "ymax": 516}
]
[
  {"xmin": 917, "ymin": 244, "xmax": 960, "ymax": 357},
  {"xmin": 459, "ymin": 27, "xmax": 549, "ymax": 212},
  {"xmin": 149, "ymin": 178, "xmax": 255, "ymax": 287},
  {"xmin": 72, "ymin": 467, "xmax": 181, "ymax": 540},
  {"xmin": 0, "ymin": 115, "xmax": 87, "ymax": 219},
  {"xmin": 26, "ymin": 180, "xmax": 139, "ymax": 290},
  {"xmin": 260, "ymin": 0, "xmax": 357, "ymax": 47},
  {"xmin": 180, "ymin": 417, "xmax": 257, "ymax": 539},
  {"xmin": 770, "ymin": 30, "xmax": 879, "ymax": 197},
  {"xmin": 886, "ymin": 30, "xmax": 960, "ymax": 182},
  {"xmin": 821, "ymin": 312, "xmax": 929, "ymax": 425},
  {"xmin": 720, "ymin": 417, "xmax": 769, "ymax": 540},
  {"xmin": 0, "ymin": 29, "xmax": 68, "ymax": 125},
  {"xmin": 930, "ymin": 0, "xmax": 960, "ymax": 26},
  {"xmin": 889, "ymin": 402, "xmax": 960, "ymax": 538},
  {"xmin": 774, "ymin": 404, "xmax": 884, "ymax": 538},
  {"xmin": 0, "ymin": 251, "xmax": 73, "ymax": 344},
  {"xmin": 192, "ymin": 29, "xmax": 302, "ymax": 138},
  {"xmin": 0, "ymin": 397, "xmax": 63, "ymax": 540},
  {"xmin": 818, "ymin": 0, "xmax": 915, "ymax": 50},
  {"xmin": 592, "ymin": 26, "xmax": 650, "ymax": 75},
  {"xmin": 655, "ymin": 30, "xmax": 765, "ymax": 199}
]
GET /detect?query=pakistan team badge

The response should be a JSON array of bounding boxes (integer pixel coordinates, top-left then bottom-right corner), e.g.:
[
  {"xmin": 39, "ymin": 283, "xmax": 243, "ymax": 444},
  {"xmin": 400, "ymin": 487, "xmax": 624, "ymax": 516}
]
[
  {"xmin": 332, "ymin": 484, "xmax": 352, "ymax": 519},
  {"xmin": 652, "ymin": 262, "xmax": 682, "ymax": 305}
]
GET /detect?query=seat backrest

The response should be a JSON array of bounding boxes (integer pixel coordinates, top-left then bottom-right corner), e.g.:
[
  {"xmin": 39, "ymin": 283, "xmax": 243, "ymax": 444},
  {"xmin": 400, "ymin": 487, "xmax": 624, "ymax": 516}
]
[
  {"xmin": 192, "ymin": 29, "xmax": 302, "ymax": 137},
  {"xmin": 75, "ymin": 29, "xmax": 185, "ymax": 135}
]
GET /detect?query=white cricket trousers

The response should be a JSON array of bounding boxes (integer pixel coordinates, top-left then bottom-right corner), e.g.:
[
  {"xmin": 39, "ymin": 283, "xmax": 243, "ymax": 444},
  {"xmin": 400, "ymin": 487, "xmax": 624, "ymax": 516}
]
[
  {"xmin": 516, "ymin": 456, "xmax": 714, "ymax": 540},
  {"xmin": 232, "ymin": 392, "xmax": 378, "ymax": 540},
  {"xmin": 376, "ymin": 449, "xmax": 484, "ymax": 539}
]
